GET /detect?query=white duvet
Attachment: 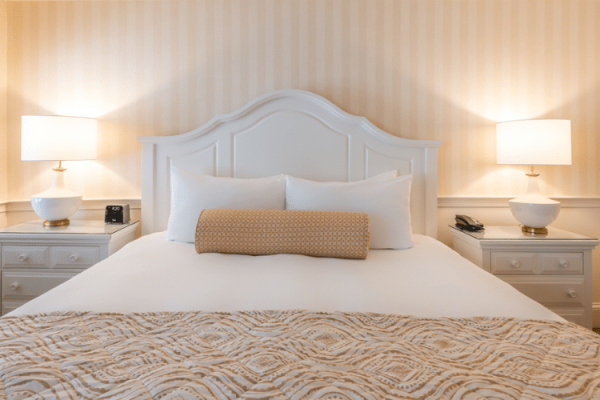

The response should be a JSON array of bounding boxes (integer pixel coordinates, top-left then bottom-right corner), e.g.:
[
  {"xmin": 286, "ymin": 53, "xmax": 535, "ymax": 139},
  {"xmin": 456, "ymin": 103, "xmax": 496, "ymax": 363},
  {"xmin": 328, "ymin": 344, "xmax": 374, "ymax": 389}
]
[{"xmin": 12, "ymin": 232, "xmax": 562, "ymax": 322}]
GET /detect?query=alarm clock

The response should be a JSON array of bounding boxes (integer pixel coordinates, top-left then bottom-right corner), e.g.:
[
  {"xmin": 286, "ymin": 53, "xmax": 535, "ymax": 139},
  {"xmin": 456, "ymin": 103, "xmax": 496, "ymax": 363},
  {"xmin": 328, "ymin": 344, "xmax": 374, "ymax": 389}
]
[{"xmin": 105, "ymin": 204, "xmax": 130, "ymax": 224}]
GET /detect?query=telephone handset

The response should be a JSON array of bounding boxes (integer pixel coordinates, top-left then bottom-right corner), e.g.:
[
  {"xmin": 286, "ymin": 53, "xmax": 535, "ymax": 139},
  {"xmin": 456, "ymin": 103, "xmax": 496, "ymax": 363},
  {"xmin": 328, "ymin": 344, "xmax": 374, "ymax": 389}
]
[{"xmin": 455, "ymin": 215, "xmax": 484, "ymax": 232}]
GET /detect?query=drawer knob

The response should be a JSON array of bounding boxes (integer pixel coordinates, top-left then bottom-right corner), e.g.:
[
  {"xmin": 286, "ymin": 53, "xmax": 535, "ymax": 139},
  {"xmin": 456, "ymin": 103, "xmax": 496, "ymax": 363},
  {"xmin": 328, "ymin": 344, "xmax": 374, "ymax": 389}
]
[
  {"xmin": 511, "ymin": 260, "xmax": 521, "ymax": 268},
  {"xmin": 70, "ymin": 254, "xmax": 78, "ymax": 262},
  {"xmin": 10, "ymin": 283, "xmax": 19, "ymax": 291},
  {"xmin": 568, "ymin": 290, "xmax": 578, "ymax": 299},
  {"xmin": 559, "ymin": 260, "xmax": 570, "ymax": 268},
  {"xmin": 18, "ymin": 254, "xmax": 27, "ymax": 262}
]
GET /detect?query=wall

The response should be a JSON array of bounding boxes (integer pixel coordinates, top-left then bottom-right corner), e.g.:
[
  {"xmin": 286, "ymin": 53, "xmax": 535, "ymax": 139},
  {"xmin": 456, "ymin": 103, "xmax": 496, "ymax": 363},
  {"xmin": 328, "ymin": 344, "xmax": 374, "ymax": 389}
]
[
  {"xmin": 0, "ymin": 1, "xmax": 7, "ymax": 228},
  {"xmin": 3, "ymin": 1, "xmax": 600, "ymax": 321},
  {"xmin": 5, "ymin": 0, "xmax": 600, "ymax": 200}
]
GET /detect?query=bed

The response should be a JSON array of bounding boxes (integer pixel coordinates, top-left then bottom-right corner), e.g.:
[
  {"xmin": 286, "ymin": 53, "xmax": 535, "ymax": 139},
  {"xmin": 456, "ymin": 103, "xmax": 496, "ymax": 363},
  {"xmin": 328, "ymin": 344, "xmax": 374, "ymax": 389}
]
[{"xmin": 2, "ymin": 90, "xmax": 599, "ymax": 399}]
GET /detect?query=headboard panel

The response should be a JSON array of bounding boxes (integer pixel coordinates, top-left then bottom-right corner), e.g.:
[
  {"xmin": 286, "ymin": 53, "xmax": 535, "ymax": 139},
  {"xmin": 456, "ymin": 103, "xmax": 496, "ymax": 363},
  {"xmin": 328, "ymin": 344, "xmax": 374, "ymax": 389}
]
[{"xmin": 138, "ymin": 90, "xmax": 442, "ymax": 237}]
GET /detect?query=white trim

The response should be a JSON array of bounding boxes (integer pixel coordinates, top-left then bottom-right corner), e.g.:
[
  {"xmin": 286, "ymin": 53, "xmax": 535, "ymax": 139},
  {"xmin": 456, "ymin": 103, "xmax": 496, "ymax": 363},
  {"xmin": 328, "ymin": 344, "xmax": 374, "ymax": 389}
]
[
  {"xmin": 438, "ymin": 196, "xmax": 600, "ymax": 208},
  {"xmin": 3, "ymin": 196, "xmax": 597, "ymax": 213},
  {"xmin": 0, "ymin": 199, "xmax": 141, "ymax": 213},
  {"xmin": 594, "ymin": 302, "xmax": 600, "ymax": 328}
]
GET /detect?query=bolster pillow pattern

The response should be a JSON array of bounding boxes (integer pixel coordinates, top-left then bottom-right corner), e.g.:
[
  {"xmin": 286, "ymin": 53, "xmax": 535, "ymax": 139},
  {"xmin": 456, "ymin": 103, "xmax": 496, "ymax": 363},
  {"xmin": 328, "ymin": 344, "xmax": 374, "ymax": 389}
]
[{"xmin": 195, "ymin": 209, "xmax": 370, "ymax": 259}]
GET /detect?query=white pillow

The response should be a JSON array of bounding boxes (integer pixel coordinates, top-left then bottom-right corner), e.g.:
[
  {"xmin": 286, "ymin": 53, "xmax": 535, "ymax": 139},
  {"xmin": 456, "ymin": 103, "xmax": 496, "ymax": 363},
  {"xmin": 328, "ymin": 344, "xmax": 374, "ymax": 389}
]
[
  {"xmin": 167, "ymin": 167, "xmax": 286, "ymax": 243},
  {"xmin": 285, "ymin": 173, "xmax": 413, "ymax": 249}
]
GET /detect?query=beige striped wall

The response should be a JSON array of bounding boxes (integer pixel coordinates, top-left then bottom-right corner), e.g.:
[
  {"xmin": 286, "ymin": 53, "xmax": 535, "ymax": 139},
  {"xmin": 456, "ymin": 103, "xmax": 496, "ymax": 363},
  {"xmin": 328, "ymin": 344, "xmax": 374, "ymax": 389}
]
[
  {"xmin": 4, "ymin": 0, "xmax": 600, "ymax": 201},
  {"xmin": 0, "ymin": 0, "xmax": 7, "ymax": 205}
]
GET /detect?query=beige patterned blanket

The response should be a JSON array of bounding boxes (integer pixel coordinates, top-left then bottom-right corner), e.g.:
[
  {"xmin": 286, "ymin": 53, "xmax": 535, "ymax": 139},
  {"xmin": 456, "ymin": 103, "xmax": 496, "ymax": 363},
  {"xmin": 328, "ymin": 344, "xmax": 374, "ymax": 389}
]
[{"xmin": 0, "ymin": 311, "xmax": 598, "ymax": 400}]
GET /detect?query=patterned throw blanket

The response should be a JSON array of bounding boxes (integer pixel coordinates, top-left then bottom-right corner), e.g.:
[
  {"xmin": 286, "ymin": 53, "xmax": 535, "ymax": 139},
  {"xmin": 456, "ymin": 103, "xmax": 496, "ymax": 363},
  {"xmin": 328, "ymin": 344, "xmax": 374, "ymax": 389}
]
[{"xmin": 0, "ymin": 311, "xmax": 598, "ymax": 399}]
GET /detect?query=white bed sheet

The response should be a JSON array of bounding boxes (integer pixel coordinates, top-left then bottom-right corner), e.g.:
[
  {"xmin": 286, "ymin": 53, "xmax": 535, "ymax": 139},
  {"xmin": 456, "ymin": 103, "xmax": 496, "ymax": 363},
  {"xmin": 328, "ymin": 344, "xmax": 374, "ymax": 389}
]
[{"xmin": 11, "ymin": 232, "xmax": 562, "ymax": 322}]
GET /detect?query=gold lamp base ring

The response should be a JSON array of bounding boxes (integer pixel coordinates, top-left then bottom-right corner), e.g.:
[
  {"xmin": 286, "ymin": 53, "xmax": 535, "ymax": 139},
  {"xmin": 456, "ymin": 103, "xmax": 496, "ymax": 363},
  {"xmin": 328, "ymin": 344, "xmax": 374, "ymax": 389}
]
[
  {"xmin": 44, "ymin": 219, "xmax": 70, "ymax": 228},
  {"xmin": 521, "ymin": 225, "xmax": 548, "ymax": 235}
]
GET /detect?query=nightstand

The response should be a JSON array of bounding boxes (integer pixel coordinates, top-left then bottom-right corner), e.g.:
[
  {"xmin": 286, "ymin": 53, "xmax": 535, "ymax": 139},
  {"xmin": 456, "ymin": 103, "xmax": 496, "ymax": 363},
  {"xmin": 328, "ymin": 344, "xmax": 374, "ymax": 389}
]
[
  {"xmin": 0, "ymin": 220, "xmax": 139, "ymax": 315},
  {"xmin": 450, "ymin": 225, "xmax": 599, "ymax": 329}
]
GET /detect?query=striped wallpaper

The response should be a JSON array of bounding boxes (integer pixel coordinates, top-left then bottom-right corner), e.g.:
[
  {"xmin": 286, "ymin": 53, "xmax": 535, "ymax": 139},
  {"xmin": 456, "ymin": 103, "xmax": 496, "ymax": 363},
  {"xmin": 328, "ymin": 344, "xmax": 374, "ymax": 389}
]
[
  {"xmin": 0, "ymin": 0, "xmax": 7, "ymax": 203},
  {"xmin": 4, "ymin": 0, "xmax": 600, "ymax": 201}
]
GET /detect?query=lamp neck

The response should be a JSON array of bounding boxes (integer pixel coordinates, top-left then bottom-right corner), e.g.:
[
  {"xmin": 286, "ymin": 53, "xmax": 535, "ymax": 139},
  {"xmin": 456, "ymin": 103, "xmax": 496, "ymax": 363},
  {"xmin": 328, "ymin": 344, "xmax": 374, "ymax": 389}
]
[
  {"xmin": 52, "ymin": 160, "xmax": 66, "ymax": 172},
  {"xmin": 51, "ymin": 167, "xmax": 67, "ymax": 190},
  {"xmin": 525, "ymin": 172, "xmax": 542, "ymax": 196},
  {"xmin": 526, "ymin": 165, "xmax": 540, "ymax": 177}
]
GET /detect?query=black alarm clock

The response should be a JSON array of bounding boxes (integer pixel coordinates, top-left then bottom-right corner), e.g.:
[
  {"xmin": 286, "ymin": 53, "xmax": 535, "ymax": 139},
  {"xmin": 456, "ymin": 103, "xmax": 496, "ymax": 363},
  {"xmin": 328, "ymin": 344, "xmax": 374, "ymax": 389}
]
[{"xmin": 105, "ymin": 204, "xmax": 130, "ymax": 224}]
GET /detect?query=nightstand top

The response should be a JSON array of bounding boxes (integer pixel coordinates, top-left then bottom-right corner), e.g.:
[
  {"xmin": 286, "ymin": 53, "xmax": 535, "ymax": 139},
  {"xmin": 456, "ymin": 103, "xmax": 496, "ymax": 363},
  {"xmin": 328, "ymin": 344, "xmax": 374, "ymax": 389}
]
[
  {"xmin": 0, "ymin": 220, "xmax": 139, "ymax": 236},
  {"xmin": 449, "ymin": 225, "xmax": 597, "ymax": 241}
]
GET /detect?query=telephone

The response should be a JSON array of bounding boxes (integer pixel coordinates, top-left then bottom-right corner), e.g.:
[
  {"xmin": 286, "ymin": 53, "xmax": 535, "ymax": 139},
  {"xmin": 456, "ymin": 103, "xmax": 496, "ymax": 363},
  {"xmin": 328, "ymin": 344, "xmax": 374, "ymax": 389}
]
[{"xmin": 455, "ymin": 215, "xmax": 484, "ymax": 232}]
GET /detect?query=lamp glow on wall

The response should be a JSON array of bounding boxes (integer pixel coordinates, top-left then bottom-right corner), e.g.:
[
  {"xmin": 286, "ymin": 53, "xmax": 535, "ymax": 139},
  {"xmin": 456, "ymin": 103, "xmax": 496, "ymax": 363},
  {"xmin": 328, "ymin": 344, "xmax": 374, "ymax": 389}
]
[
  {"xmin": 21, "ymin": 116, "xmax": 98, "ymax": 227},
  {"xmin": 496, "ymin": 119, "xmax": 571, "ymax": 234}
]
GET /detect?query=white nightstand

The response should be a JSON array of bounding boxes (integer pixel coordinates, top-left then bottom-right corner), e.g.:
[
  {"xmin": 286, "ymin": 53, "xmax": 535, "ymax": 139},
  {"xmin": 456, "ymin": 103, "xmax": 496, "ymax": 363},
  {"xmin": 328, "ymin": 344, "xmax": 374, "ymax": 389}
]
[
  {"xmin": 0, "ymin": 220, "xmax": 139, "ymax": 315},
  {"xmin": 450, "ymin": 225, "xmax": 599, "ymax": 329}
]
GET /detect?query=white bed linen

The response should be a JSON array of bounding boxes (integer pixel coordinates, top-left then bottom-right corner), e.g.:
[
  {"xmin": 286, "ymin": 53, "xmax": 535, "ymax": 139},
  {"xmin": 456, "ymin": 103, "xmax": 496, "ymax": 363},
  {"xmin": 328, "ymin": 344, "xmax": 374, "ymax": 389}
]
[{"xmin": 11, "ymin": 232, "xmax": 562, "ymax": 322}]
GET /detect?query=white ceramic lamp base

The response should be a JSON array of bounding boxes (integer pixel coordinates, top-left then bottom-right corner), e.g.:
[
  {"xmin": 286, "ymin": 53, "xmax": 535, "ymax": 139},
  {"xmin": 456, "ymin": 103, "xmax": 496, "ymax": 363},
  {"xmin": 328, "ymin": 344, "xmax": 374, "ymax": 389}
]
[
  {"xmin": 509, "ymin": 174, "xmax": 560, "ymax": 235},
  {"xmin": 31, "ymin": 168, "xmax": 82, "ymax": 227}
]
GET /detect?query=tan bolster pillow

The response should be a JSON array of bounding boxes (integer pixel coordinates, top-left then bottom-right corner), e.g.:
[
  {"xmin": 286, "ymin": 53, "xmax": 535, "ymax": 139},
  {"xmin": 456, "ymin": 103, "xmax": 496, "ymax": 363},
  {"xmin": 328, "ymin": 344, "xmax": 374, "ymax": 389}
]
[{"xmin": 195, "ymin": 209, "xmax": 370, "ymax": 259}]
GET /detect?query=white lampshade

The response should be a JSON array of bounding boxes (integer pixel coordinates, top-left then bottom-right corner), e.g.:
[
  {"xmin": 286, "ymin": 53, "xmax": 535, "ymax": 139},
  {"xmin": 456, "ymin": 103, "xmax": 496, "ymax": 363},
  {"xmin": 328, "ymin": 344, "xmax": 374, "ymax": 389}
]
[
  {"xmin": 496, "ymin": 119, "xmax": 571, "ymax": 165},
  {"xmin": 21, "ymin": 115, "xmax": 97, "ymax": 161}
]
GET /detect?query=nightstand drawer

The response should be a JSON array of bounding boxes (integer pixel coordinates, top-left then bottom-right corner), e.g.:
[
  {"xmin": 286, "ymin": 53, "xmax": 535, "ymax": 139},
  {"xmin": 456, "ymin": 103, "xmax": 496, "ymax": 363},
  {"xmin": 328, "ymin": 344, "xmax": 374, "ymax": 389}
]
[
  {"xmin": 508, "ymin": 279, "xmax": 585, "ymax": 307},
  {"xmin": 539, "ymin": 253, "xmax": 583, "ymax": 274},
  {"xmin": 2, "ymin": 272, "xmax": 77, "ymax": 298},
  {"xmin": 1, "ymin": 246, "xmax": 49, "ymax": 268},
  {"xmin": 1, "ymin": 300, "xmax": 27, "ymax": 316},
  {"xmin": 491, "ymin": 252, "xmax": 536, "ymax": 274},
  {"xmin": 51, "ymin": 246, "xmax": 100, "ymax": 268}
]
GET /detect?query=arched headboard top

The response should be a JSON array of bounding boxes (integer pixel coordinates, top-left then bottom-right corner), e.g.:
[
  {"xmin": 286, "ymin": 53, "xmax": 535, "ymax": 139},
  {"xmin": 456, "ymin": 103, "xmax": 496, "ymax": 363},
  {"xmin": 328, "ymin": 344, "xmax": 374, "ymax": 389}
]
[{"xmin": 138, "ymin": 89, "xmax": 442, "ymax": 237}]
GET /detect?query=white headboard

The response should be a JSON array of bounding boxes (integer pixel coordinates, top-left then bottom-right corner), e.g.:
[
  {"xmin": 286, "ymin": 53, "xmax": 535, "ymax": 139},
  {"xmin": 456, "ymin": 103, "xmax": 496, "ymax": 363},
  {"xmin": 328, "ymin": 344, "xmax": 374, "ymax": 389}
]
[{"xmin": 138, "ymin": 89, "xmax": 442, "ymax": 237}]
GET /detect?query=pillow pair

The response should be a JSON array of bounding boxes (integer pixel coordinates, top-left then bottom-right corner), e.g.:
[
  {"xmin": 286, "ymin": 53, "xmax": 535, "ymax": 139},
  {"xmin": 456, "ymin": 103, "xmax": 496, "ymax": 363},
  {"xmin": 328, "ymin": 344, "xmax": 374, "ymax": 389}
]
[{"xmin": 168, "ymin": 166, "xmax": 413, "ymax": 249}]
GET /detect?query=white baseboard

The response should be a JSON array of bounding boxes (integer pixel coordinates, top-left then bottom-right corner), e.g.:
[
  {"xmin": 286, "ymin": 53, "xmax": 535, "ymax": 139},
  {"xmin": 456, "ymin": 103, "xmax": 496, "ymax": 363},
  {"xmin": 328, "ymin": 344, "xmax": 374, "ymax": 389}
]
[
  {"xmin": 438, "ymin": 196, "xmax": 600, "ymax": 208},
  {"xmin": 3, "ymin": 196, "xmax": 597, "ymax": 212},
  {"xmin": 0, "ymin": 198, "xmax": 141, "ymax": 214},
  {"xmin": 594, "ymin": 302, "xmax": 600, "ymax": 328}
]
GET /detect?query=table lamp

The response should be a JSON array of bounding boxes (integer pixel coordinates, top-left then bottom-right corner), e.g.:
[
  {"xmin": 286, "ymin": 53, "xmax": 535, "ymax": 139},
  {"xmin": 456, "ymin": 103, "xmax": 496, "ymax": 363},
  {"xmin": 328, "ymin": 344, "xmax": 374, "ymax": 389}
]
[
  {"xmin": 496, "ymin": 119, "xmax": 571, "ymax": 234},
  {"xmin": 21, "ymin": 115, "xmax": 98, "ymax": 227}
]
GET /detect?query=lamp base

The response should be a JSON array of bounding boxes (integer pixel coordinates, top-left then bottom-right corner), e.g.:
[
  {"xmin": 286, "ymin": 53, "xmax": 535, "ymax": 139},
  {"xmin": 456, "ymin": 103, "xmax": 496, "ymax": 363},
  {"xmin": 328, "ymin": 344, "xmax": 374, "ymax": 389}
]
[
  {"xmin": 31, "ymin": 168, "xmax": 82, "ymax": 226},
  {"xmin": 43, "ymin": 219, "xmax": 70, "ymax": 228},
  {"xmin": 521, "ymin": 225, "xmax": 548, "ymax": 235},
  {"xmin": 508, "ymin": 173, "xmax": 561, "ymax": 233}
]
